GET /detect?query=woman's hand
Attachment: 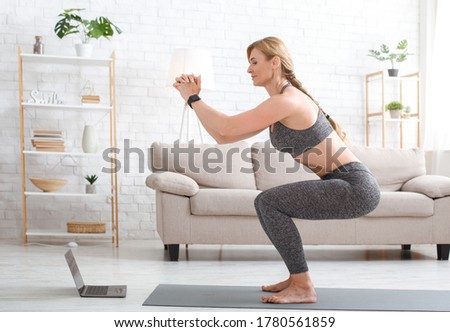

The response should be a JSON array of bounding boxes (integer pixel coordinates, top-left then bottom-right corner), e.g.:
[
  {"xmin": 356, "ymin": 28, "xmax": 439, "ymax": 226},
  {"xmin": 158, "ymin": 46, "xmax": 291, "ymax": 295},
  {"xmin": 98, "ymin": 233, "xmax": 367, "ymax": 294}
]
[{"xmin": 173, "ymin": 74, "xmax": 202, "ymax": 102}]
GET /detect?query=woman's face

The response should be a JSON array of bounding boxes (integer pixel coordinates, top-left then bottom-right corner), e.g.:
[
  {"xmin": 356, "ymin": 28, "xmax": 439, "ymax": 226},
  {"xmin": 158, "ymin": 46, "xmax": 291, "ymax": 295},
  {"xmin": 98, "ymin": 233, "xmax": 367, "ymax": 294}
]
[{"xmin": 247, "ymin": 48, "xmax": 275, "ymax": 86}]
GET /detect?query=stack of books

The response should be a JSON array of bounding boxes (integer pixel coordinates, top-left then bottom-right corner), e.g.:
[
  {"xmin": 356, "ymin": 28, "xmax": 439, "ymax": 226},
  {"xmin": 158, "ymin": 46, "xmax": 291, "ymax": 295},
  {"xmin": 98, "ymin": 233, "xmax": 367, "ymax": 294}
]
[
  {"xmin": 81, "ymin": 95, "xmax": 100, "ymax": 104},
  {"xmin": 31, "ymin": 130, "xmax": 65, "ymax": 152}
]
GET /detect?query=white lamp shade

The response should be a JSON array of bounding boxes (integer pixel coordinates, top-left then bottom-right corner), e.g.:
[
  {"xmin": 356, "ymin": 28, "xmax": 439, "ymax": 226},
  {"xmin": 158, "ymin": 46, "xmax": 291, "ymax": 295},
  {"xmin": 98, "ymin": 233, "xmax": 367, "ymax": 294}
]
[{"xmin": 166, "ymin": 48, "xmax": 215, "ymax": 90}]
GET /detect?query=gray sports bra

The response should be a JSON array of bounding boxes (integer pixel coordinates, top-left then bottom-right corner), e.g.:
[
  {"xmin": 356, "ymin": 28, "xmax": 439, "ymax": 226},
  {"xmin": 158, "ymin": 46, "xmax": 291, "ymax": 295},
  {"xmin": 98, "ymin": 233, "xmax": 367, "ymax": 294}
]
[{"xmin": 270, "ymin": 84, "xmax": 334, "ymax": 158}]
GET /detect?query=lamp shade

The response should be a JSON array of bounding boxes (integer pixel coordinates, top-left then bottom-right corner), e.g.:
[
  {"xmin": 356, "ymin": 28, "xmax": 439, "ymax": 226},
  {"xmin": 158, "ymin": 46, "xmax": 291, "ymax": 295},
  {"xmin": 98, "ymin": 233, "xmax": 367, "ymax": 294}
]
[{"xmin": 166, "ymin": 48, "xmax": 215, "ymax": 90}]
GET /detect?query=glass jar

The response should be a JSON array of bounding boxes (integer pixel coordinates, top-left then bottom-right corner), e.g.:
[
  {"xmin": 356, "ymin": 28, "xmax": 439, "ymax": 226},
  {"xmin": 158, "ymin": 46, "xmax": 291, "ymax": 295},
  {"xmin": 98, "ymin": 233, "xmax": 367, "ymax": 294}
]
[{"xmin": 33, "ymin": 36, "xmax": 44, "ymax": 54}]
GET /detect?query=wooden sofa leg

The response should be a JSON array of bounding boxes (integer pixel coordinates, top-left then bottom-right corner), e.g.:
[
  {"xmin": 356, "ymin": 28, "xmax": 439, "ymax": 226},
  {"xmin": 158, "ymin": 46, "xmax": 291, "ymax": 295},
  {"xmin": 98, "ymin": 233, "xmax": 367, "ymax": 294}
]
[
  {"xmin": 401, "ymin": 244, "xmax": 411, "ymax": 250},
  {"xmin": 167, "ymin": 244, "xmax": 180, "ymax": 261},
  {"xmin": 437, "ymin": 244, "xmax": 450, "ymax": 261}
]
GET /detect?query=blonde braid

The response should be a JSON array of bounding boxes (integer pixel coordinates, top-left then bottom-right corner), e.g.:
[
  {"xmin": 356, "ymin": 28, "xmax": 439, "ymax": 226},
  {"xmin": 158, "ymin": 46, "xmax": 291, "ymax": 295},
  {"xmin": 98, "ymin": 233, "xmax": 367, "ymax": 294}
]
[{"xmin": 286, "ymin": 72, "xmax": 349, "ymax": 144}]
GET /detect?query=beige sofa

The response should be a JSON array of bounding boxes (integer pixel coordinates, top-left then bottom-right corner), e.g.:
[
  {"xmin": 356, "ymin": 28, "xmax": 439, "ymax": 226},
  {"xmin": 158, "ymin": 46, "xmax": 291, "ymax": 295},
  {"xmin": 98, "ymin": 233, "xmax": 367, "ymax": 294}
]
[{"xmin": 146, "ymin": 141, "xmax": 450, "ymax": 261}]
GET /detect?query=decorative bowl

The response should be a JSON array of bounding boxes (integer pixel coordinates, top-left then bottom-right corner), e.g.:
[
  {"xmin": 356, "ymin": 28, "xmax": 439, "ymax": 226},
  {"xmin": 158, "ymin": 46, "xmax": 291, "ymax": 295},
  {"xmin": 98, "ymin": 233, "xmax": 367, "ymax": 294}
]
[{"xmin": 30, "ymin": 178, "xmax": 68, "ymax": 192}]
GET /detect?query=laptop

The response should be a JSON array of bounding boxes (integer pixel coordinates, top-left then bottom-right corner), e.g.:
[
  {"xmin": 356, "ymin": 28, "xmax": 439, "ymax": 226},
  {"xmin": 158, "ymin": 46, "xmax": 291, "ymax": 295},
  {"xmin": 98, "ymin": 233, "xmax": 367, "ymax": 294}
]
[{"xmin": 65, "ymin": 249, "xmax": 127, "ymax": 298}]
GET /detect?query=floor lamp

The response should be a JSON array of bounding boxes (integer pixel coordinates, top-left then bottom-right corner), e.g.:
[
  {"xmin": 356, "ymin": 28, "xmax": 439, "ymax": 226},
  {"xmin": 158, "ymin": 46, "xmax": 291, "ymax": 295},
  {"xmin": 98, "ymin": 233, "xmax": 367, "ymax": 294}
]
[{"xmin": 167, "ymin": 48, "xmax": 215, "ymax": 144}]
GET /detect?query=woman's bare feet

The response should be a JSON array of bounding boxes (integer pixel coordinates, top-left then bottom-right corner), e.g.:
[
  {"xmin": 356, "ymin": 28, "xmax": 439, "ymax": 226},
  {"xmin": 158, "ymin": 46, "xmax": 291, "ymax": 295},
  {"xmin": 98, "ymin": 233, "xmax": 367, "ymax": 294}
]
[
  {"xmin": 261, "ymin": 277, "xmax": 291, "ymax": 292},
  {"xmin": 261, "ymin": 272, "xmax": 317, "ymax": 304}
]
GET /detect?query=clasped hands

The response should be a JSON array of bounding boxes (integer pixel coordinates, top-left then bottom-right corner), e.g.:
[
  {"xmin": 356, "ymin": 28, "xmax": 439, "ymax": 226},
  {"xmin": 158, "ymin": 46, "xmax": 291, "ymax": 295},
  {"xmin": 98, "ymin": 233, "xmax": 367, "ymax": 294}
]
[{"xmin": 173, "ymin": 74, "xmax": 201, "ymax": 102}]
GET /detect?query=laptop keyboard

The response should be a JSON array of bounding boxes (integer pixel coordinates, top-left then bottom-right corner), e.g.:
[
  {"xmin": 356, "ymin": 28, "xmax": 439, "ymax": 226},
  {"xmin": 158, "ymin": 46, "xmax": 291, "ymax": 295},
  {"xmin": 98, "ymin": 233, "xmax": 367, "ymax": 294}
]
[{"xmin": 84, "ymin": 286, "xmax": 109, "ymax": 296}]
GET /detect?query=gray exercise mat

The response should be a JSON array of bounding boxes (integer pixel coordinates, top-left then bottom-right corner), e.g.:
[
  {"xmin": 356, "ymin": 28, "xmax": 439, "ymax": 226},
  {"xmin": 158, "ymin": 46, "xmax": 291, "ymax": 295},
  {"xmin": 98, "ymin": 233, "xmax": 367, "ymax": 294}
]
[{"xmin": 143, "ymin": 284, "xmax": 450, "ymax": 311}]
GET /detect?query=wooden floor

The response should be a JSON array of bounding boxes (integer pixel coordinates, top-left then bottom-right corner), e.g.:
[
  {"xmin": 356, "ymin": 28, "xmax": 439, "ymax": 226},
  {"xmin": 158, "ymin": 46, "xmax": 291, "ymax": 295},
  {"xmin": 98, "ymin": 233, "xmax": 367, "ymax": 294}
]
[{"xmin": 1, "ymin": 239, "xmax": 450, "ymax": 312}]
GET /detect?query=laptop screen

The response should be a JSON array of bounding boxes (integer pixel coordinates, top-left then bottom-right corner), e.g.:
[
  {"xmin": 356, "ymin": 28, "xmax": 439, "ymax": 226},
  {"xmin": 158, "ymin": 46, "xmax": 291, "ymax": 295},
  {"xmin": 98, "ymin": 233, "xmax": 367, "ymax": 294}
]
[{"xmin": 65, "ymin": 249, "xmax": 85, "ymax": 292}]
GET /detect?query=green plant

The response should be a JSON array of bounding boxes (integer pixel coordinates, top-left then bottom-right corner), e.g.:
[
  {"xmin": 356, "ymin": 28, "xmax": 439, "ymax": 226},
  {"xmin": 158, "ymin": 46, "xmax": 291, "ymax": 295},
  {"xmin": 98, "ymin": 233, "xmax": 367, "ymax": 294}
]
[
  {"xmin": 84, "ymin": 174, "xmax": 98, "ymax": 185},
  {"xmin": 54, "ymin": 8, "xmax": 122, "ymax": 44},
  {"xmin": 368, "ymin": 40, "xmax": 412, "ymax": 69},
  {"xmin": 385, "ymin": 101, "xmax": 403, "ymax": 111},
  {"xmin": 403, "ymin": 105, "xmax": 411, "ymax": 114}
]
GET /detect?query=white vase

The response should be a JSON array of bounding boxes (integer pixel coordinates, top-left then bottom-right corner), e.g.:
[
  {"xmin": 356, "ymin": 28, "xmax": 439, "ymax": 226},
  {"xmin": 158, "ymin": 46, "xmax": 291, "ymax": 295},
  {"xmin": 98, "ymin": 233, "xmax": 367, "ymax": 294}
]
[
  {"xmin": 82, "ymin": 125, "xmax": 98, "ymax": 153},
  {"xmin": 85, "ymin": 184, "xmax": 96, "ymax": 194},
  {"xmin": 389, "ymin": 110, "xmax": 401, "ymax": 119},
  {"xmin": 75, "ymin": 43, "xmax": 93, "ymax": 57}
]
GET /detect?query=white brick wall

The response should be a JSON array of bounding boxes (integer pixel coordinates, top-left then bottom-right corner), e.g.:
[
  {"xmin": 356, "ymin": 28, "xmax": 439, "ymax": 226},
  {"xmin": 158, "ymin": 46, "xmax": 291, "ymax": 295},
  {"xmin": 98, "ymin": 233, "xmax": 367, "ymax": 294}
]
[{"xmin": 0, "ymin": 0, "xmax": 420, "ymax": 240}]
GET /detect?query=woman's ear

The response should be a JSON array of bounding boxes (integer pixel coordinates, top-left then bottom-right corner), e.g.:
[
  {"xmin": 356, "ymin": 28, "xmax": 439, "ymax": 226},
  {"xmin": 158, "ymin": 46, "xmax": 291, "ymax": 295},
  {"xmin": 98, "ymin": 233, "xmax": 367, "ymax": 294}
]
[{"xmin": 271, "ymin": 56, "xmax": 281, "ymax": 69}]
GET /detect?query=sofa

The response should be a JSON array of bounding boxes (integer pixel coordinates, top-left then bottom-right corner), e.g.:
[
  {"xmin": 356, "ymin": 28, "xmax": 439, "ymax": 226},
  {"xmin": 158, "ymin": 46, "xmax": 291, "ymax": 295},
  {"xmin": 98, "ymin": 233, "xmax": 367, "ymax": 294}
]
[{"xmin": 146, "ymin": 140, "xmax": 450, "ymax": 261}]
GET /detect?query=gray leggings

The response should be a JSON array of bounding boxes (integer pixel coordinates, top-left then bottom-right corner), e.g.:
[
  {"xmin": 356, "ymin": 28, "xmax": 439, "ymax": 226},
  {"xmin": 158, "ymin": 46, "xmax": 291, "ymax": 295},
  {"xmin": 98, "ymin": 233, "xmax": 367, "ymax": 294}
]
[{"xmin": 254, "ymin": 162, "xmax": 380, "ymax": 274}]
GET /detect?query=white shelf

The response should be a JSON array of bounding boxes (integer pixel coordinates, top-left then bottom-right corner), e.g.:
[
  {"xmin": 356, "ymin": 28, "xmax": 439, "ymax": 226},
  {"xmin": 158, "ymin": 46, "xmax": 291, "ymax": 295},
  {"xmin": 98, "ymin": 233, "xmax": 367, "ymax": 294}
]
[
  {"xmin": 20, "ymin": 53, "xmax": 112, "ymax": 66},
  {"xmin": 366, "ymin": 71, "xmax": 420, "ymax": 82},
  {"xmin": 25, "ymin": 192, "xmax": 112, "ymax": 198},
  {"xmin": 23, "ymin": 150, "xmax": 99, "ymax": 157},
  {"xmin": 26, "ymin": 229, "xmax": 112, "ymax": 238},
  {"xmin": 22, "ymin": 102, "xmax": 112, "ymax": 111},
  {"xmin": 19, "ymin": 48, "xmax": 119, "ymax": 246},
  {"xmin": 369, "ymin": 117, "xmax": 419, "ymax": 123},
  {"xmin": 385, "ymin": 118, "xmax": 419, "ymax": 122}
]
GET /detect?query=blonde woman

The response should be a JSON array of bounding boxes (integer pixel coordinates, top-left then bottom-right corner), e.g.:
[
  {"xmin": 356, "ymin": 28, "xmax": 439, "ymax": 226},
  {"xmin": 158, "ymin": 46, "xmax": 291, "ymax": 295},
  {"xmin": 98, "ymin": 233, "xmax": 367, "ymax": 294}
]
[{"xmin": 173, "ymin": 36, "xmax": 380, "ymax": 304}]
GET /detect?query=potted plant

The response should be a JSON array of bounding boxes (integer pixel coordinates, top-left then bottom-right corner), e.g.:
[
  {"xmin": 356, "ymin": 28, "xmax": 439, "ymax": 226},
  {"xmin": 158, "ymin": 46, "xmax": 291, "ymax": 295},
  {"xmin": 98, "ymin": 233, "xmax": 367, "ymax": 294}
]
[
  {"xmin": 54, "ymin": 8, "xmax": 122, "ymax": 57},
  {"xmin": 402, "ymin": 105, "xmax": 411, "ymax": 118},
  {"xmin": 385, "ymin": 101, "xmax": 403, "ymax": 119},
  {"xmin": 84, "ymin": 174, "xmax": 98, "ymax": 194},
  {"xmin": 368, "ymin": 40, "xmax": 412, "ymax": 77}
]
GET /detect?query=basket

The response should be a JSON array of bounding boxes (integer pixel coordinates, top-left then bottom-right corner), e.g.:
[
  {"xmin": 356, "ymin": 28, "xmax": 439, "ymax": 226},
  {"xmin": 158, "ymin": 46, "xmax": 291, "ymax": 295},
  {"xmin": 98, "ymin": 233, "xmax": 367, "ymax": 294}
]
[{"xmin": 67, "ymin": 221, "xmax": 106, "ymax": 234}]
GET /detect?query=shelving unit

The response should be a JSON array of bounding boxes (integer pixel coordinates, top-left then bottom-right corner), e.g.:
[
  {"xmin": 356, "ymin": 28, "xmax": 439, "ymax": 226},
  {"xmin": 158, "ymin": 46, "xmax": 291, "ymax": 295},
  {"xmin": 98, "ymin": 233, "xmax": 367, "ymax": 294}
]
[
  {"xmin": 18, "ymin": 49, "xmax": 119, "ymax": 246},
  {"xmin": 365, "ymin": 71, "xmax": 421, "ymax": 148}
]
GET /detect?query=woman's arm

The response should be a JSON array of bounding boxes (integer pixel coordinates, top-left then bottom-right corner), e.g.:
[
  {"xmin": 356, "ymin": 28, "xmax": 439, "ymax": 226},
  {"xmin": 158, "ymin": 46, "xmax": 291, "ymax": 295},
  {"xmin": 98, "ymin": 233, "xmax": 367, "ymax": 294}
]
[
  {"xmin": 199, "ymin": 116, "xmax": 265, "ymax": 144},
  {"xmin": 174, "ymin": 75, "xmax": 295, "ymax": 144}
]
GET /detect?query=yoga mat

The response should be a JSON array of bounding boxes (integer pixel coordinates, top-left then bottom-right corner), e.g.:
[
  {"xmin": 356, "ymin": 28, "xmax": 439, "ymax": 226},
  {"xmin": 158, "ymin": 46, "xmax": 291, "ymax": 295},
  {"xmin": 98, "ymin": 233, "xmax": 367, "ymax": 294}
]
[{"xmin": 143, "ymin": 284, "xmax": 450, "ymax": 311}]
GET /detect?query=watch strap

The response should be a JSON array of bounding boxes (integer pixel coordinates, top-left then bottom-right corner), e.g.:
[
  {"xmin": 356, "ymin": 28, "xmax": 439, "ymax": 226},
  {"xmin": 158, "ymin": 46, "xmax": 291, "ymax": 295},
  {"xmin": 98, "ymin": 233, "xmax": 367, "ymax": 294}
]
[{"xmin": 187, "ymin": 94, "xmax": 201, "ymax": 109}]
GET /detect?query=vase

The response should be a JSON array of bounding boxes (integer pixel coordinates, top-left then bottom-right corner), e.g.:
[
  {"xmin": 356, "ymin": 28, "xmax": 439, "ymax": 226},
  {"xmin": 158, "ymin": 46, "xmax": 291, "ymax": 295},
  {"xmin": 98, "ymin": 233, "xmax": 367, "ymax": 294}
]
[
  {"xmin": 82, "ymin": 125, "xmax": 98, "ymax": 153},
  {"xmin": 388, "ymin": 69, "xmax": 399, "ymax": 77},
  {"xmin": 389, "ymin": 110, "xmax": 401, "ymax": 119},
  {"xmin": 85, "ymin": 184, "xmax": 96, "ymax": 194},
  {"xmin": 75, "ymin": 43, "xmax": 93, "ymax": 57}
]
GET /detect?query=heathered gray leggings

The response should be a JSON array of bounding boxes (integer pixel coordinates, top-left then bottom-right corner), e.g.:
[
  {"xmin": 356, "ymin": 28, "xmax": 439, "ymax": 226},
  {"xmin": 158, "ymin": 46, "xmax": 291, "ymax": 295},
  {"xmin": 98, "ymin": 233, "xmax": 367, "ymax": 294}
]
[{"xmin": 254, "ymin": 162, "xmax": 380, "ymax": 274}]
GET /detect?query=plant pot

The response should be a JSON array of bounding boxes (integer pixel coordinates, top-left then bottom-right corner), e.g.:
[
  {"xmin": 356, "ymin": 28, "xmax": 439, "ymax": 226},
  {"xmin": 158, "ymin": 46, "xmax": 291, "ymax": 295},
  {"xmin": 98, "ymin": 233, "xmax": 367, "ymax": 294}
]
[
  {"xmin": 85, "ymin": 184, "xmax": 96, "ymax": 194},
  {"xmin": 388, "ymin": 69, "xmax": 399, "ymax": 77},
  {"xmin": 82, "ymin": 125, "xmax": 98, "ymax": 153},
  {"xmin": 75, "ymin": 43, "xmax": 93, "ymax": 57},
  {"xmin": 389, "ymin": 110, "xmax": 401, "ymax": 119}
]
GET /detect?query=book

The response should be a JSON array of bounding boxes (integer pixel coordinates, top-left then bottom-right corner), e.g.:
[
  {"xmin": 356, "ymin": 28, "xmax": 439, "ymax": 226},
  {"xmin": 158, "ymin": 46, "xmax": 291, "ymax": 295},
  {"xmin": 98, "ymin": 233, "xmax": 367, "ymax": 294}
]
[{"xmin": 81, "ymin": 95, "xmax": 100, "ymax": 104}]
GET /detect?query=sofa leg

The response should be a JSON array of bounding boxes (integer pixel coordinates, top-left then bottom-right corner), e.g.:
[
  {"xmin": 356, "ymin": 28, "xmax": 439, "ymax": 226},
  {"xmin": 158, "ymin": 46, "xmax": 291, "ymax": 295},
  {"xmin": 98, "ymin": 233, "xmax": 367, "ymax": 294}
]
[
  {"xmin": 401, "ymin": 244, "xmax": 411, "ymax": 250},
  {"xmin": 437, "ymin": 244, "xmax": 450, "ymax": 261},
  {"xmin": 167, "ymin": 244, "xmax": 180, "ymax": 261}
]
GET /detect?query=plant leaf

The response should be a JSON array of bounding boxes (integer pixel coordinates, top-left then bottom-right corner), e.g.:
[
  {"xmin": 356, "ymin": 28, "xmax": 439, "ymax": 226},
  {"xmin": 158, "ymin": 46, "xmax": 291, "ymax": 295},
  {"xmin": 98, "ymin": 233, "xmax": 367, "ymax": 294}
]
[
  {"xmin": 54, "ymin": 18, "xmax": 78, "ymax": 38},
  {"xmin": 380, "ymin": 44, "xmax": 389, "ymax": 54},
  {"xmin": 397, "ymin": 39, "xmax": 408, "ymax": 50}
]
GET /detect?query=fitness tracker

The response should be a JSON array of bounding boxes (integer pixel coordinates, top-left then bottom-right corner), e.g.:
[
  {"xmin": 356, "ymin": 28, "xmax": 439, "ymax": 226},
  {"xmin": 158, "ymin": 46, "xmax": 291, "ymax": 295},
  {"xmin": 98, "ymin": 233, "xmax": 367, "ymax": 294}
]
[{"xmin": 187, "ymin": 94, "xmax": 201, "ymax": 109}]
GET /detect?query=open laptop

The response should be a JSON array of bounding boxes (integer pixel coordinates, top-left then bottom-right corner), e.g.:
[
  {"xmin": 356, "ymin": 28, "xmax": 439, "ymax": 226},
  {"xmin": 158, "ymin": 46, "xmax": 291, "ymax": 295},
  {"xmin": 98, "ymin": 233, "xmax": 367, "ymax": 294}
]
[{"xmin": 65, "ymin": 249, "xmax": 127, "ymax": 298}]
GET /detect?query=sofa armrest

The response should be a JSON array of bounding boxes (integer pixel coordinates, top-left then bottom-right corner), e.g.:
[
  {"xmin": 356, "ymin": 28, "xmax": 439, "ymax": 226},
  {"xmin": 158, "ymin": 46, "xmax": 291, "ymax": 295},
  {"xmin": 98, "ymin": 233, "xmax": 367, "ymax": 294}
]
[
  {"xmin": 146, "ymin": 172, "xmax": 199, "ymax": 197},
  {"xmin": 401, "ymin": 175, "xmax": 450, "ymax": 198}
]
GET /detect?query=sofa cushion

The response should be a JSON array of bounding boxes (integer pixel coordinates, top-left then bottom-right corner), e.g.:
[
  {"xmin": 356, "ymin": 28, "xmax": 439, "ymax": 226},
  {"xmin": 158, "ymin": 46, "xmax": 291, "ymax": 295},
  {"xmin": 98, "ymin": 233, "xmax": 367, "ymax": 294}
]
[
  {"xmin": 366, "ymin": 192, "xmax": 433, "ymax": 217},
  {"xmin": 146, "ymin": 172, "xmax": 199, "ymax": 197},
  {"xmin": 350, "ymin": 146, "xmax": 426, "ymax": 191},
  {"xmin": 251, "ymin": 141, "xmax": 319, "ymax": 190},
  {"xmin": 151, "ymin": 141, "xmax": 256, "ymax": 190},
  {"xmin": 401, "ymin": 175, "xmax": 450, "ymax": 198},
  {"xmin": 190, "ymin": 189, "xmax": 434, "ymax": 218},
  {"xmin": 190, "ymin": 189, "xmax": 261, "ymax": 216}
]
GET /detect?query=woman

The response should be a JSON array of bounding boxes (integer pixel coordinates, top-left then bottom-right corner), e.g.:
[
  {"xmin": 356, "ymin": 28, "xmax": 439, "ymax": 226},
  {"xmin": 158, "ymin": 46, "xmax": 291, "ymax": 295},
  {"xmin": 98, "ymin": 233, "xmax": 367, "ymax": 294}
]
[{"xmin": 173, "ymin": 36, "xmax": 380, "ymax": 304}]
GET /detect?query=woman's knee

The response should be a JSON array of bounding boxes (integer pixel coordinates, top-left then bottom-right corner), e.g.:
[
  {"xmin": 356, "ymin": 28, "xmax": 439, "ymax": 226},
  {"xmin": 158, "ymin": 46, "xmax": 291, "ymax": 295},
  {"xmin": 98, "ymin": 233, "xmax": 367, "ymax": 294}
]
[{"xmin": 254, "ymin": 190, "xmax": 274, "ymax": 210}]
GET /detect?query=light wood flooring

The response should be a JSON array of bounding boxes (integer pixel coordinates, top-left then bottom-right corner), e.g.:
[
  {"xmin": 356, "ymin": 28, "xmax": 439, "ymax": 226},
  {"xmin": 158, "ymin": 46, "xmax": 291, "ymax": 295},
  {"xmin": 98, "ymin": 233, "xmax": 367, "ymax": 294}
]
[{"xmin": 1, "ymin": 239, "xmax": 450, "ymax": 312}]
